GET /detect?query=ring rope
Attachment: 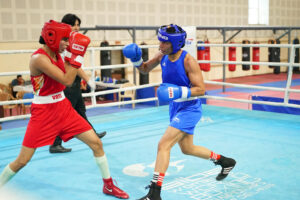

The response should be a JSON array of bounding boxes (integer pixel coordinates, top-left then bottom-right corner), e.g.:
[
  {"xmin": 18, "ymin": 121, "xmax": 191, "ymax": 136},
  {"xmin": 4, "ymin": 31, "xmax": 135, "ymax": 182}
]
[{"xmin": 0, "ymin": 43, "xmax": 300, "ymax": 122}]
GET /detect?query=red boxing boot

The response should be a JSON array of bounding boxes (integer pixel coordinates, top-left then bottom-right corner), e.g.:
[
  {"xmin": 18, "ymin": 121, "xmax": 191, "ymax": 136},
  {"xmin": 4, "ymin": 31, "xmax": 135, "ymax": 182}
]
[{"xmin": 103, "ymin": 178, "xmax": 129, "ymax": 199}]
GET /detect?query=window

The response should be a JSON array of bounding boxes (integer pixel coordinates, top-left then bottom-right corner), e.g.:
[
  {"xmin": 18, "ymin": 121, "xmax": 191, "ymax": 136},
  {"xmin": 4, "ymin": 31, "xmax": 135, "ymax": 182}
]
[{"xmin": 248, "ymin": 0, "xmax": 269, "ymax": 25}]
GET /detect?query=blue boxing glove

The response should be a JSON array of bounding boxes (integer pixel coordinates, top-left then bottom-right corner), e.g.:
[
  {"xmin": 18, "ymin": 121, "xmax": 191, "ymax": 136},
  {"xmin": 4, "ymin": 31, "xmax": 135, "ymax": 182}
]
[
  {"xmin": 122, "ymin": 43, "xmax": 143, "ymax": 67},
  {"xmin": 157, "ymin": 83, "xmax": 191, "ymax": 102}
]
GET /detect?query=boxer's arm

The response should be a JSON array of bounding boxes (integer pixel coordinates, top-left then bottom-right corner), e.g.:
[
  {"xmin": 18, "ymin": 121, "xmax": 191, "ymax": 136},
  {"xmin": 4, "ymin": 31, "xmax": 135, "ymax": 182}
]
[
  {"xmin": 123, "ymin": 43, "xmax": 163, "ymax": 74},
  {"xmin": 184, "ymin": 54, "xmax": 205, "ymax": 96},
  {"xmin": 30, "ymin": 54, "xmax": 78, "ymax": 87},
  {"xmin": 77, "ymin": 68, "xmax": 96, "ymax": 90},
  {"xmin": 77, "ymin": 68, "xmax": 89, "ymax": 82},
  {"xmin": 138, "ymin": 52, "xmax": 163, "ymax": 74}
]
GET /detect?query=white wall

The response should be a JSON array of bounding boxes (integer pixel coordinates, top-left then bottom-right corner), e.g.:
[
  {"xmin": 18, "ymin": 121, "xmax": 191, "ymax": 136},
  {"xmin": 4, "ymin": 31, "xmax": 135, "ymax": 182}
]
[{"xmin": 1, "ymin": 0, "xmax": 300, "ymax": 42}]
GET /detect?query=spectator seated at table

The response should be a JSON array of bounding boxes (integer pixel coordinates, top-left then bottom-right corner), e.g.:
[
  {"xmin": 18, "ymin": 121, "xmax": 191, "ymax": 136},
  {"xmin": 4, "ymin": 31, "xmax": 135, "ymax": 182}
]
[{"xmin": 11, "ymin": 75, "xmax": 25, "ymax": 97}]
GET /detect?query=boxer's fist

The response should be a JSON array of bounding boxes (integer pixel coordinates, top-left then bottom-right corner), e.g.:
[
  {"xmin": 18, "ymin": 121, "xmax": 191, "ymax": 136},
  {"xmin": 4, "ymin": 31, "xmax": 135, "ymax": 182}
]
[
  {"xmin": 157, "ymin": 83, "xmax": 191, "ymax": 102},
  {"xmin": 122, "ymin": 43, "xmax": 143, "ymax": 67},
  {"xmin": 65, "ymin": 32, "xmax": 91, "ymax": 68}
]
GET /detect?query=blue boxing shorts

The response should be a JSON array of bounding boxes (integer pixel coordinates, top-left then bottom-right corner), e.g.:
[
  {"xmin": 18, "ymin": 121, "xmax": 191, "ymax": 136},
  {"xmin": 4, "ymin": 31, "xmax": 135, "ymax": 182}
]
[{"xmin": 169, "ymin": 99, "xmax": 202, "ymax": 135}]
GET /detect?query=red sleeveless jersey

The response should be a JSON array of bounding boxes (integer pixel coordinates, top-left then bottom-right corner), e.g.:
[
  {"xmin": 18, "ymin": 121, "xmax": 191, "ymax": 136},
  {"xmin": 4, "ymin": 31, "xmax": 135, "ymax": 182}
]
[{"xmin": 30, "ymin": 48, "xmax": 66, "ymax": 96}]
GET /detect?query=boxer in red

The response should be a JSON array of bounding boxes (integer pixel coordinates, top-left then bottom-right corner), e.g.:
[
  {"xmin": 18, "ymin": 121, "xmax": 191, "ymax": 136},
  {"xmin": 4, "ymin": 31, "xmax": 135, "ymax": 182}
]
[{"xmin": 0, "ymin": 20, "xmax": 129, "ymax": 199}]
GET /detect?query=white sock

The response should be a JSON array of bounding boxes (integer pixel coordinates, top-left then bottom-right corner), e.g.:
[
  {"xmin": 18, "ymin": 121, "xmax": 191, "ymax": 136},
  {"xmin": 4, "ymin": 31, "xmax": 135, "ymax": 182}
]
[
  {"xmin": 0, "ymin": 164, "xmax": 16, "ymax": 187},
  {"xmin": 152, "ymin": 172, "xmax": 159, "ymax": 183},
  {"xmin": 94, "ymin": 155, "xmax": 110, "ymax": 179}
]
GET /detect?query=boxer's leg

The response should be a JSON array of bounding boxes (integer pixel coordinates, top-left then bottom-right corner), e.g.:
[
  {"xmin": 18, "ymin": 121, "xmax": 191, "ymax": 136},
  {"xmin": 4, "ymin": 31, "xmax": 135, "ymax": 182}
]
[
  {"xmin": 0, "ymin": 146, "xmax": 36, "ymax": 187},
  {"xmin": 75, "ymin": 130, "xmax": 129, "ymax": 199}
]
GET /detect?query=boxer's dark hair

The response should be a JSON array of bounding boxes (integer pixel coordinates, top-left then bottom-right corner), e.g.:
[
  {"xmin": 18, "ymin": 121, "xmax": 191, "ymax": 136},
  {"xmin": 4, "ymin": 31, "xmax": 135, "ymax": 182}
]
[
  {"xmin": 39, "ymin": 36, "xmax": 46, "ymax": 44},
  {"xmin": 162, "ymin": 24, "xmax": 184, "ymax": 34},
  {"xmin": 61, "ymin": 13, "xmax": 81, "ymax": 26}
]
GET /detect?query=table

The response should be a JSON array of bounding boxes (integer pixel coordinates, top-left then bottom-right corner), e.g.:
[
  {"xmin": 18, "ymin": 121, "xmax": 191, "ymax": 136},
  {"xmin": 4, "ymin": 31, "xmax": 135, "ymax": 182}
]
[{"xmin": 13, "ymin": 85, "xmax": 33, "ymax": 93}]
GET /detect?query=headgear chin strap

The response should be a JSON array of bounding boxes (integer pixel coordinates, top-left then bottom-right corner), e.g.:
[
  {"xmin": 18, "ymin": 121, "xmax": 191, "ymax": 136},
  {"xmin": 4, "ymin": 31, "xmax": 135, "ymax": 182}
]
[
  {"xmin": 157, "ymin": 24, "xmax": 187, "ymax": 54},
  {"xmin": 41, "ymin": 20, "xmax": 72, "ymax": 53}
]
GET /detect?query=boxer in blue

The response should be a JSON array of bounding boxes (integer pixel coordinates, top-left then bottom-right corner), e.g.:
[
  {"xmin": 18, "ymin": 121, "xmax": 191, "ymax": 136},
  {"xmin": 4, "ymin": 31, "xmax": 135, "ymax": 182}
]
[{"xmin": 123, "ymin": 24, "xmax": 236, "ymax": 200}]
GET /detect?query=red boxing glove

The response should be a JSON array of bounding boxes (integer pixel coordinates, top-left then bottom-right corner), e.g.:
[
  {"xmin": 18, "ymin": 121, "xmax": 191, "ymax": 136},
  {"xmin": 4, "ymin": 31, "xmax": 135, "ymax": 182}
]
[{"xmin": 65, "ymin": 32, "xmax": 91, "ymax": 68}]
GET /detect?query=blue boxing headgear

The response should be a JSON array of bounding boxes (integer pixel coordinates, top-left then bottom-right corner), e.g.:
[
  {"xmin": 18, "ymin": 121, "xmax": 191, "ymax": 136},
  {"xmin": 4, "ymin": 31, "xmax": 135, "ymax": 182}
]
[{"xmin": 157, "ymin": 24, "xmax": 187, "ymax": 54}]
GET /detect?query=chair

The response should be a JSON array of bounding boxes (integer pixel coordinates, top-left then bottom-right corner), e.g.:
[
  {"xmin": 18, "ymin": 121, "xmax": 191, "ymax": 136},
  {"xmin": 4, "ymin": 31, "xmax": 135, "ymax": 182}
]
[
  {"xmin": 118, "ymin": 82, "xmax": 136, "ymax": 109},
  {"xmin": 16, "ymin": 91, "xmax": 33, "ymax": 114},
  {"xmin": 0, "ymin": 83, "xmax": 15, "ymax": 98},
  {"xmin": 0, "ymin": 91, "xmax": 19, "ymax": 116},
  {"xmin": 0, "ymin": 83, "xmax": 10, "ymax": 94},
  {"xmin": 16, "ymin": 91, "xmax": 26, "ymax": 99}
]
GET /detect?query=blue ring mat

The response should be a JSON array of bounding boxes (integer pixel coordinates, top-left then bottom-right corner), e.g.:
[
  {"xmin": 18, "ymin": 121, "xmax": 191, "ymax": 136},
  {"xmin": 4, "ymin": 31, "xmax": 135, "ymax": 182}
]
[{"xmin": 0, "ymin": 104, "xmax": 299, "ymax": 200}]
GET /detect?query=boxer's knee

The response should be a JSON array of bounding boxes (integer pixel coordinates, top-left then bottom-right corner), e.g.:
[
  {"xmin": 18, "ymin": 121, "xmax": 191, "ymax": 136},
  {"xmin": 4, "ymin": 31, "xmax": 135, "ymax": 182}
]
[
  {"xmin": 90, "ymin": 137, "xmax": 104, "ymax": 156},
  {"xmin": 157, "ymin": 139, "xmax": 171, "ymax": 153},
  {"xmin": 180, "ymin": 145, "xmax": 193, "ymax": 155}
]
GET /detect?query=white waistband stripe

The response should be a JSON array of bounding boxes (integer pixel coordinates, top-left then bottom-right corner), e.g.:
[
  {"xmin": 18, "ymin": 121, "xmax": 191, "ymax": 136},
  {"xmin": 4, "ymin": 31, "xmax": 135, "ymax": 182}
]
[
  {"xmin": 33, "ymin": 91, "xmax": 65, "ymax": 104},
  {"xmin": 174, "ymin": 96, "xmax": 198, "ymax": 102}
]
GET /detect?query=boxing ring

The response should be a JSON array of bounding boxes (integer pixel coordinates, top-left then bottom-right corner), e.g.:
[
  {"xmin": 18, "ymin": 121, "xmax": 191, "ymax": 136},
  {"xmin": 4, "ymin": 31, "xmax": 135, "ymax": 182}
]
[{"xmin": 0, "ymin": 43, "xmax": 300, "ymax": 200}]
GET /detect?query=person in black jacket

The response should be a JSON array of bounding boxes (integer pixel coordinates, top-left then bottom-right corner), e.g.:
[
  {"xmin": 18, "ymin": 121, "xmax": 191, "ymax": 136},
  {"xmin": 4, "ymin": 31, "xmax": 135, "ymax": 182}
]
[{"xmin": 49, "ymin": 13, "xmax": 106, "ymax": 153}]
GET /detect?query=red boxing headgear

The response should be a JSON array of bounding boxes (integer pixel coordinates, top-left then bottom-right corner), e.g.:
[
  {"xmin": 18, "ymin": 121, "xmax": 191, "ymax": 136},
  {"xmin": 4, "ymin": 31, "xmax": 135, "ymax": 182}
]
[{"xmin": 41, "ymin": 20, "xmax": 72, "ymax": 53}]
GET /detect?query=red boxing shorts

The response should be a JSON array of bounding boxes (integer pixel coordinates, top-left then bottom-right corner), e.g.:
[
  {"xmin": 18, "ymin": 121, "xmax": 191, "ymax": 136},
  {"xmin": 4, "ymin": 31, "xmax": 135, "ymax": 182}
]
[{"xmin": 23, "ymin": 95, "xmax": 92, "ymax": 148}]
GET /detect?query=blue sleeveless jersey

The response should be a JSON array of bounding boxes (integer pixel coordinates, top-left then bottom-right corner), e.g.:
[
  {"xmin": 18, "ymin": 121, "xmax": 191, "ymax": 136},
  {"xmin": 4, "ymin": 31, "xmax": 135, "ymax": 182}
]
[
  {"xmin": 161, "ymin": 50, "xmax": 191, "ymax": 87},
  {"xmin": 160, "ymin": 50, "xmax": 202, "ymax": 135}
]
